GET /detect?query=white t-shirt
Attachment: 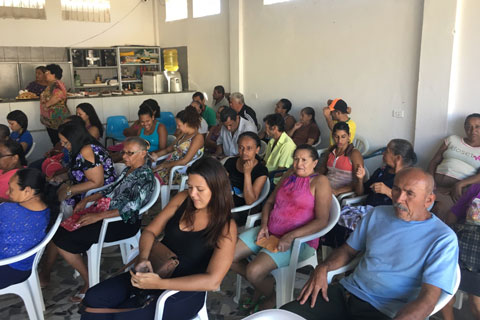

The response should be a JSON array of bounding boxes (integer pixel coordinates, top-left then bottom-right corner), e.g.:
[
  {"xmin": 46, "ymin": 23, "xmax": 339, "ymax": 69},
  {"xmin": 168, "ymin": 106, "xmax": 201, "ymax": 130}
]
[
  {"xmin": 217, "ymin": 117, "xmax": 257, "ymax": 156},
  {"xmin": 436, "ymin": 135, "xmax": 480, "ymax": 180},
  {"xmin": 198, "ymin": 118, "xmax": 208, "ymax": 135}
]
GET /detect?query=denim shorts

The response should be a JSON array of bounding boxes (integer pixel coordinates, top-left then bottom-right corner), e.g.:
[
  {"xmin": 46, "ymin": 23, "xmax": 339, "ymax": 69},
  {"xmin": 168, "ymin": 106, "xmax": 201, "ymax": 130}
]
[{"xmin": 239, "ymin": 226, "xmax": 316, "ymax": 268}]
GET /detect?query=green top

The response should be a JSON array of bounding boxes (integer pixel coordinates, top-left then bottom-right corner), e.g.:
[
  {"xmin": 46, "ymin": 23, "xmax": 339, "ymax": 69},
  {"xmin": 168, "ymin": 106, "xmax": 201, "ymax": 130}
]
[
  {"xmin": 265, "ymin": 132, "xmax": 296, "ymax": 184},
  {"xmin": 202, "ymin": 105, "xmax": 217, "ymax": 127}
]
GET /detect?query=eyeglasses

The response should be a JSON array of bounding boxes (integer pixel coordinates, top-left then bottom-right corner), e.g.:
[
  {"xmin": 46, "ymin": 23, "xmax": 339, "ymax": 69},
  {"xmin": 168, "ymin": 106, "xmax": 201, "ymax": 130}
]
[
  {"xmin": 120, "ymin": 150, "xmax": 141, "ymax": 156},
  {"xmin": 0, "ymin": 154, "xmax": 14, "ymax": 159}
]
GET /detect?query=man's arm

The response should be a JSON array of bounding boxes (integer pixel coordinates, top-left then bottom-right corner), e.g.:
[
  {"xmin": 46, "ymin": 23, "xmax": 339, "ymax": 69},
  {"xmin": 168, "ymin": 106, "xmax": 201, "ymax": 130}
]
[
  {"xmin": 297, "ymin": 243, "xmax": 359, "ymax": 307},
  {"xmin": 393, "ymin": 283, "xmax": 442, "ymax": 320}
]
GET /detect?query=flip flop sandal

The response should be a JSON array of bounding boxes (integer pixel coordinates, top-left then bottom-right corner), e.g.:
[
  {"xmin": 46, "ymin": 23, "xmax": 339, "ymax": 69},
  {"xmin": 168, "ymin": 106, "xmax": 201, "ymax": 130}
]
[
  {"xmin": 239, "ymin": 297, "xmax": 255, "ymax": 311},
  {"xmin": 70, "ymin": 292, "xmax": 86, "ymax": 303}
]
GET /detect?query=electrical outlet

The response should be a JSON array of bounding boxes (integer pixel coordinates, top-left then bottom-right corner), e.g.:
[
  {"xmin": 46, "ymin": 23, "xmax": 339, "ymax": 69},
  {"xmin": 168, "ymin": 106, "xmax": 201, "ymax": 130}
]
[{"xmin": 392, "ymin": 110, "xmax": 404, "ymax": 118}]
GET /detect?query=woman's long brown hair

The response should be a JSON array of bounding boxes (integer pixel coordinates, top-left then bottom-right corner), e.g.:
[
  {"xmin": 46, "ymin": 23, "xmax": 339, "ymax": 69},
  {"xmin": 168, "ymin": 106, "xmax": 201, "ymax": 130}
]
[{"xmin": 183, "ymin": 157, "xmax": 233, "ymax": 247}]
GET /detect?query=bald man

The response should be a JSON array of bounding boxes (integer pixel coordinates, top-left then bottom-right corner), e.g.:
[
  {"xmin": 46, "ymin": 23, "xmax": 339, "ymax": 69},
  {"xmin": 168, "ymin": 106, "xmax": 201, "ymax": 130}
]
[{"xmin": 282, "ymin": 168, "xmax": 459, "ymax": 320}]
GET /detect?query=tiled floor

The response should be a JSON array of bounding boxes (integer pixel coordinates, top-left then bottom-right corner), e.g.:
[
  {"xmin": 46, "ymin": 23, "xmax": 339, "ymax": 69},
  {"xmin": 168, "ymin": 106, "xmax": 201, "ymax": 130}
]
[{"xmin": 0, "ymin": 203, "xmax": 476, "ymax": 319}]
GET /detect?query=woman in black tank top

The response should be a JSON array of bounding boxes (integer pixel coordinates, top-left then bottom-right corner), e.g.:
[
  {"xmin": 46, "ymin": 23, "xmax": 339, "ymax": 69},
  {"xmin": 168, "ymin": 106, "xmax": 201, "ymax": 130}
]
[{"xmin": 81, "ymin": 157, "xmax": 237, "ymax": 320}]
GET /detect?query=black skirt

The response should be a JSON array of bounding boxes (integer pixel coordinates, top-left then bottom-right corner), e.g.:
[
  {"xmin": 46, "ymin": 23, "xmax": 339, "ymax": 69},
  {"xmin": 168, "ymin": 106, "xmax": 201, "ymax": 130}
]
[{"xmin": 53, "ymin": 219, "xmax": 141, "ymax": 254}]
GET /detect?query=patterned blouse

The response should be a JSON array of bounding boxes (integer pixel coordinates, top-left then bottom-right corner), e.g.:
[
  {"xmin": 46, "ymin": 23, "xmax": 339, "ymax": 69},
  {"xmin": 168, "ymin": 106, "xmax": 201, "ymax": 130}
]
[
  {"xmin": 66, "ymin": 144, "xmax": 116, "ymax": 206},
  {"xmin": 39, "ymin": 80, "xmax": 70, "ymax": 129},
  {"xmin": 102, "ymin": 164, "xmax": 155, "ymax": 224}
]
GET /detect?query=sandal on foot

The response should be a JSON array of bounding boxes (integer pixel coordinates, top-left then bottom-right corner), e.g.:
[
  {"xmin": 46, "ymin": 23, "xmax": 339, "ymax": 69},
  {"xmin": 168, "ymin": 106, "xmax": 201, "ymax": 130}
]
[
  {"xmin": 239, "ymin": 297, "xmax": 255, "ymax": 311},
  {"xmin": 70, "ymin": 292, "xmax": 85, "ymax": 303},
  {"xmin": 248, "ymin": 296, "xmax": 266, "ymax": 315}
]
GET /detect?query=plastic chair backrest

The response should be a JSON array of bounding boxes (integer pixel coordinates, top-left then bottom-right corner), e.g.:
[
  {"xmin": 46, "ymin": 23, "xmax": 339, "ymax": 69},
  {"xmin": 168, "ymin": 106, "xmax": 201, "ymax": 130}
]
[
  {"xmin": 140, "ymin": 178, "xmax": 161, "ymax": 215},
  {"xmin": 231, "ymin": 179, "xmax": 270, "ymax": 213},
  {"xmin": 157, "ymin": 112, "xmax": 177, "ymax": 135},
  {"xmin": 353, "ymin": 135, "xmax": 369, "ymax": 156},
  {"xmin": 242, "ymin": 309, "xmax": 307, "ymax": 320},
  {"xmin": 25, "ymin": 142, "xmax": 36, "ymax": 159},
  {"xmin": 259, "ymin": 140, "xmax": 267, "ymax": 158},
  {"xmin": 106, "ymin": 116, "xmax": 129, "ymax": 138}
]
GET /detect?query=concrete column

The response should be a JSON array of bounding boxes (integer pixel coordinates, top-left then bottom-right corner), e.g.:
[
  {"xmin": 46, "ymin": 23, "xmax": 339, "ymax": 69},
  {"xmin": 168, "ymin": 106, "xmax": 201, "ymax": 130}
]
[
  {"xmin": 414, "ymin": 0, "xmax": 459, "ymax": 166},
  {"xmin": 229, "ymin": 0, "xmax": 244, "ymax": 93}
]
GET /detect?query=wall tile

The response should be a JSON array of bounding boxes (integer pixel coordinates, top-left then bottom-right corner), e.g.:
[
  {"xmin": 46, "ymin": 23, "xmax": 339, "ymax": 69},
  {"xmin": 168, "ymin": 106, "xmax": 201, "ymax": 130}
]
[
  {"xmin": 43, "ymin": 47, "xmax": 57, "ymax": 62},
  {"xmin": 31, "ymin": 47, "xmax": 44, "ymax": 61},
  {"xmin": 4, "ymin": 47, "xmax": 18, "ymax": 62},
  {"xmin": 17, "ymin": 47, "xmax": 31, "ymax": 62}
]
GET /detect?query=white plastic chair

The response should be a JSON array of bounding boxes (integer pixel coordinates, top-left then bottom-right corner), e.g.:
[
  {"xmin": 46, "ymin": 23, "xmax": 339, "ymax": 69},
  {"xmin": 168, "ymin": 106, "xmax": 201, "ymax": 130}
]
[
  {"xmin": 241, "ymin": 309, "xmax": 306, "ymax": 319},
  {"xmin": 259, "ymin": 140, "xmax": 267, "ymax": 158},
  {"xmin": 156, "ymin": 150, "xmax": 204, "ymax": 209},
  {"xmin": 231, "ymin": 179, "xmax": 270, "ymax": 233},
  {"xmin": 352, "ymin": 135, "xmax": 369, "ymax": 156},
  {"xmin": 86, "ymin": 178, "xmax": 160, "ymax": 287},
  {"xmin": 124, "ymin": 249, "xmax": 208, "ymax": 320},
  {"xmin": 234, "ymin": 195, "xmax": 341, "ymax": 308},
  {"xmin": 326, "ymin": 258, "xmax": 461, "ymax": 317},
  {"xmin": 0, "ymin": 212, "xmax": 63, "ymax": 320},
  {"xmin": 25, "ymin": 142, "xmax": 36, "ymax": 159},
  {"xmin": 231, "ymin": 179, "xmax": 270, "ymax": 215},
  {"xmin": 312, "ymin": 136, "xmax": 322, "ymax": 149}
]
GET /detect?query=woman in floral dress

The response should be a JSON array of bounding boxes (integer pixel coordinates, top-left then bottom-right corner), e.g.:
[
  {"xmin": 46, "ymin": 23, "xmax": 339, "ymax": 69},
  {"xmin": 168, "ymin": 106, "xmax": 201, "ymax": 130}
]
[
  {"xmin": 40, "ymin": 64, "xmax": 71, "ymax": 145},
  {"xmin": 151, "ymin": 106, "xmax": 204, "ymax": 185},
  {"xmin": 53, "ymin": 121, "xmax": 116, "ymax": 208}
]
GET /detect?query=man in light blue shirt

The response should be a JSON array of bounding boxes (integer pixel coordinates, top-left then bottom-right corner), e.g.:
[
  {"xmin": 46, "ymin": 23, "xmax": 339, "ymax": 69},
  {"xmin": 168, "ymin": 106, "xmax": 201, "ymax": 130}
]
[{"xmin": 282, "ymin": 168, "xmax": 459, "ymax": 319}]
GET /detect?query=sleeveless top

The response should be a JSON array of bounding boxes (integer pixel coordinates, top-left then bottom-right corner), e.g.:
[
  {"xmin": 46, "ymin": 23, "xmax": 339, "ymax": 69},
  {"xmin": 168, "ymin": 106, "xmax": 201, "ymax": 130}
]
[
  {"xmin": 161, "ymin": 199, "xmax": 214, "ymax": 277},
  {"xmin": 267, "ymin": 174, "xmax": 319, "ymax": 249},
  {"xmin": 155, "ymin": 133, "xmax": 204, "ymax": 185},
  {"xmin": 326, "ymin": 146, "xmax": 353, "ymax": 190},
  {"xmin": 140, "ymin": 121, "xmax": 161, "ymax": 152},
  {"xmin": 436, "ymin": 135, "xmax": 480, "ymax": 180}
]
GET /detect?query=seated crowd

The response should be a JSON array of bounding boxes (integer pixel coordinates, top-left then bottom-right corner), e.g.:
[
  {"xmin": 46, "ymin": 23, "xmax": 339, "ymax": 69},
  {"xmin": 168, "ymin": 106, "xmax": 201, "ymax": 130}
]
[{"xmin": 0, "ymin": 86, "xmax": 479, "ymax": 320}]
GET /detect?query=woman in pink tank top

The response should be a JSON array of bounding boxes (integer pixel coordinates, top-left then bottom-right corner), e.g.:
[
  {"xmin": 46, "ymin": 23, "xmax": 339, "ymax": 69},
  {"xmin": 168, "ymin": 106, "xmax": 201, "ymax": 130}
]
[
  {"xmin": 319, "ymin": 121, "xmax": 364, "ymax": 196},
  {"xmin": 231, "ymin": 144, "xmax": 332, "ymax": 311}
]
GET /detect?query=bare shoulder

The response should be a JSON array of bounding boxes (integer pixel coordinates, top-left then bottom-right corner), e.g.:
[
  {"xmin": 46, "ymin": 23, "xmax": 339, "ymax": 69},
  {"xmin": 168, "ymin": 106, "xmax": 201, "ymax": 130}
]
[
  {"xmin": 80, "ymin": 144, "xmax": 95, "ymax": 161},
  {"xmin": 312, "ymin": 174, "xmax": 330, "ymax": 186}
]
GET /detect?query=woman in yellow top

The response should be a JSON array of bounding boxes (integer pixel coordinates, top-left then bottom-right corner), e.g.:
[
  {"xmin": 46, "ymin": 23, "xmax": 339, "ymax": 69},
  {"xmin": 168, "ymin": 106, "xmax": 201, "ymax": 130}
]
[{"xmin": 40, "ymin": 64, "xmax": 71, "ymax": 146}]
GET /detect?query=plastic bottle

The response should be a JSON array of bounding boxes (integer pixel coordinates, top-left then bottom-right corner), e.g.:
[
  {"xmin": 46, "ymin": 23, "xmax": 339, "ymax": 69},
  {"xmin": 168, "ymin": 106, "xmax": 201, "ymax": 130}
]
[
  {"xmin": 163, "ymin": 49, "xmax": 179, "ymax": 72},
  {"xmin": 74, "ymin": 71, "xmax": 81, "ymax": 87}
]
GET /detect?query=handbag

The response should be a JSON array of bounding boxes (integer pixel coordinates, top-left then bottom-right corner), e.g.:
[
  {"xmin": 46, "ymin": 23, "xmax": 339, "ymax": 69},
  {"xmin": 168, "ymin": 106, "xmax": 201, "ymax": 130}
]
[{"xmin": 79, "ymin": 240, "xmax": 179, "ymax": 314}]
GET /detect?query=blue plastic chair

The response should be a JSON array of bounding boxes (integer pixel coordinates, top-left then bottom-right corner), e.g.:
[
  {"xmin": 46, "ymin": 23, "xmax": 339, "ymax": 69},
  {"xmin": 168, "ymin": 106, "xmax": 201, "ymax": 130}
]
[
  {"xmin": 157, "ymin": 111, "xmax": 177, "ymax": 135},
  {"xmin": 105, "ymin": 116, "xmax": 129, "ymax": 146}
]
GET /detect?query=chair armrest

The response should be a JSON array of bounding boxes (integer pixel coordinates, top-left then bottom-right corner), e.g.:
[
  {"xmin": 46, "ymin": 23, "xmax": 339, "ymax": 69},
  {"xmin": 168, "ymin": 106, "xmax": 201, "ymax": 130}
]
[
  {"xmin": 337, "ymin": 191, "xmax": 356, "ymax": 203},
  {"xmin": 342, "ymin": 195, "xmax": 368, "ymax": 207},
  {"xmin": 326, "ymin": 255, "xmax": 362, "ymax": 283},
  {"xmin": 245, "ymin": 213, "xmax": 262, "ymax": 229},
  {"xmin": 169, "ymin": 165, "xmax": 188, "ymax": 186},
  {"xmin": 152, "ymin": 153, "xmax": 171, "ymax": 167},
  {"xmin": 95, "ymin": 216, "xmax": 123, "ymax": 251},
  {"xmin": 363, "ymin": 147, "xmax": 386, "ymax": 160}
]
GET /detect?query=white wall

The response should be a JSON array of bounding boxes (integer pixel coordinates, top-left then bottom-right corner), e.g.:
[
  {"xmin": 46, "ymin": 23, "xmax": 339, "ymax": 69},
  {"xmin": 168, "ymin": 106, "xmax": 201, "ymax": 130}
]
[
  {"xmin": 156, "ymin": 0, "xmax": 231, "ymax": 102},
  {"xmin": 449, "ymin": 0, "xmax": 480, "ymax": 135},
  {"xmin": 0, "ymin": 0, "xmax": 155, "ymax": 47},
  {"xmin": 241, "ymin": 0, "xmax": 424, "ymax": 149}
]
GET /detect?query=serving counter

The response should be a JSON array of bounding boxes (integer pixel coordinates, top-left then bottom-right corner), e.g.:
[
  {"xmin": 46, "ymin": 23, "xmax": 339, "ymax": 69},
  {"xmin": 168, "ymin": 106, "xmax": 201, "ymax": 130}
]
[{"xmin": 0, "ymin": 91, "xmax": 193, "ymax": 160}]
